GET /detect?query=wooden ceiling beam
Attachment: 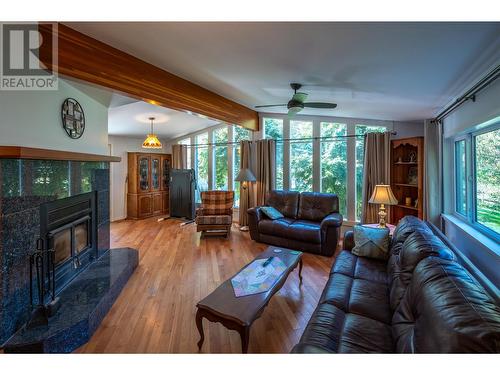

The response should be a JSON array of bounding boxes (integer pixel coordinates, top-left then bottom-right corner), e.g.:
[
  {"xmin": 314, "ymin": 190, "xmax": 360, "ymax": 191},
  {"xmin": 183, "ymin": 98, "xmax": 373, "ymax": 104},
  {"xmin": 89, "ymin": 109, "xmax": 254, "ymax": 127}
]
[{"xmin": 38, "ymin": 23, "xmax": 259, "ymax": 131}]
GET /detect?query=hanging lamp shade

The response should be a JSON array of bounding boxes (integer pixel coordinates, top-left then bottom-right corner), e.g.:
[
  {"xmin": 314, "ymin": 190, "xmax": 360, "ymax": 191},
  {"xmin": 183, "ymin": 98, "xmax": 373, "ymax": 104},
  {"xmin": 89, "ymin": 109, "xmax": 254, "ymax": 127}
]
[{"xmin": 142, "ymin": 117, "xmax": 162, "ymax": 149}]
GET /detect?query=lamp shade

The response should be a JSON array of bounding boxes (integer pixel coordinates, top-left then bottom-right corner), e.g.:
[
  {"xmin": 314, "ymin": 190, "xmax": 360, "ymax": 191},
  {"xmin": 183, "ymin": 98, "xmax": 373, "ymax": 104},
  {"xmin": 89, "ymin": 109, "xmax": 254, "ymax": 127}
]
[
  {"xmin": 368, "ymin": 185, "xmax": 398, "ymax": 205},
  {"xmin": 235, "ymin": 168, "xmax": 256, "ymax": 182},
  {"xmin": 142, "ymin": 134, "xmax": 162, "ymax": 149}
]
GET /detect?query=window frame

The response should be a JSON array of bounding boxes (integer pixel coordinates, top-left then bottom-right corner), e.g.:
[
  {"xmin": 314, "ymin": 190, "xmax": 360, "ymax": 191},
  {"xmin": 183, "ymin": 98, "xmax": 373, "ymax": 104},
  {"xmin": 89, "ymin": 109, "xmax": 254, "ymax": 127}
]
[{"xmin": 453, "ymin": 122, "xmax": 500, "ymax": 241}]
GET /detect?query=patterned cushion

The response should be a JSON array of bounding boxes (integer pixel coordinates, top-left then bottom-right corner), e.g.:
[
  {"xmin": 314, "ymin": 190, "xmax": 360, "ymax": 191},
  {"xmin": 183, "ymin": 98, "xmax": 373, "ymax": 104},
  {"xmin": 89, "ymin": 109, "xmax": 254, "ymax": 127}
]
[
  {"xmin": 352, "ymin": 225, "xmax": 390, "ymax": 261},
  {"xmin": 200, "ymin": 191, "xmax": 234, "ymax": 215},
  {"xmin": 195, "ymin": 215, "xmax": 232, "ymax": 225}
]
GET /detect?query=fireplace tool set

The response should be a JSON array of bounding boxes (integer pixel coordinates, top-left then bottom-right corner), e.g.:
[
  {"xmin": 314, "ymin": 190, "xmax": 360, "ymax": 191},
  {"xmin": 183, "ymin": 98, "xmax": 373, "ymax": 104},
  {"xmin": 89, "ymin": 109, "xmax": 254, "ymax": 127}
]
[{"xmin": 28, "ymin": 238, "xmax": 61, "ymax": 328}]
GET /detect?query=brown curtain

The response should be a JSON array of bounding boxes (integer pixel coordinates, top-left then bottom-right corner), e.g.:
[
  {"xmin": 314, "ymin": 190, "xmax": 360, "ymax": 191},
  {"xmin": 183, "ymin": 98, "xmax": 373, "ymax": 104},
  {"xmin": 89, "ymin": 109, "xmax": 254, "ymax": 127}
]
[
  {"xmin": 255, "ymin": 139, "xmax": 276, "ymax": 205},
  {"xmin": 238, "ymin": 139, "xmax": 276, "ymax": 226},
  {"xmin": 172, "ymin": 144, "xmax": 188, "ymax": 169},
  {"xmin": 423, "ymin": 119, "xmax": 442, "ymax": 228},
  {"xmin": 361, "ymin": 132, "xmax": 392, "ymax": 224},
  {"xmin": 238, "ymin": 140, "xmax": 253, "ymax": 226}
]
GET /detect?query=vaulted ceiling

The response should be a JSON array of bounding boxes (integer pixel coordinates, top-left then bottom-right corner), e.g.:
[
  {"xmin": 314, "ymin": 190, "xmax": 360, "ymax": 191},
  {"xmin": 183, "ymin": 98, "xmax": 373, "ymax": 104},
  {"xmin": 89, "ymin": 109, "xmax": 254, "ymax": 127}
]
[{"xmin": 67, "ymin": 22, "xmax": 500, "ymax": 121}]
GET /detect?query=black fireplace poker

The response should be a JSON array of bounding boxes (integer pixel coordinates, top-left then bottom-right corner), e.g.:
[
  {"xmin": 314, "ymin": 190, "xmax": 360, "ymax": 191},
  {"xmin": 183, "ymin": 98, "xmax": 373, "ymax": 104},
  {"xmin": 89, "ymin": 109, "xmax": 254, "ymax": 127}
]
[{"xmin": 27, "ymin": 238, "xmax": 61, "ymax": 328}]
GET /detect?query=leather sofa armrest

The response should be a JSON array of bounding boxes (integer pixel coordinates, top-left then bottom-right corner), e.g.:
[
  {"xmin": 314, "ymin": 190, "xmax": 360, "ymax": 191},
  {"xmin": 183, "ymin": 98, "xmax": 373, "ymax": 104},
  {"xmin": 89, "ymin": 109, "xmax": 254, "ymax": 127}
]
[
  {"xmin": 343, "ymin": 230, "xmax": 355, "ymax": 251},
  {"xmin": 247, "ymin": 206, "xmax": 264, "ymax": 241},
  {"xmin": 320, "ymin": 213, "xmax": 343, "ymax": 229},
  {"xmin": 247, "ymin": 206, "xmax": 264, "ymax": 221}
]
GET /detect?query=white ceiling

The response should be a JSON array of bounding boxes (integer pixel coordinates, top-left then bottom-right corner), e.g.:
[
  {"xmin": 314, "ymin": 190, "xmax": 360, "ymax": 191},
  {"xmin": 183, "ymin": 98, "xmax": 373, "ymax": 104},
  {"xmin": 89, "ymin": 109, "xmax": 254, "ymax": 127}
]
[
  {"xmin": 66, "ymin": 22, "xmax": 500, "ymax": 121},
  {"xmin": 108, "ymin": 100, "xmax": 218, "ymax": 139}
]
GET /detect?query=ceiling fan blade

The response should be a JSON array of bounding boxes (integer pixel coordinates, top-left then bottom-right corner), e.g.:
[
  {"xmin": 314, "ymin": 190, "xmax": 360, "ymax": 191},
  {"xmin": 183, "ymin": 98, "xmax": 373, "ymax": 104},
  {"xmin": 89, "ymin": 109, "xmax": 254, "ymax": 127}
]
[
  {"xmin": 303, "ymin": 102, "xmax": 337, "ymax": 109},
  {"xmin": 292, "ymin": 92, "xmax": 308, "ymax": 103},
  {"xmin": 287, "ymin": 106, "xmax": 302, "ymax": 118},
  {"xmin": 255, "ymin": 104, "xmax": 287, "ymax": 108}
]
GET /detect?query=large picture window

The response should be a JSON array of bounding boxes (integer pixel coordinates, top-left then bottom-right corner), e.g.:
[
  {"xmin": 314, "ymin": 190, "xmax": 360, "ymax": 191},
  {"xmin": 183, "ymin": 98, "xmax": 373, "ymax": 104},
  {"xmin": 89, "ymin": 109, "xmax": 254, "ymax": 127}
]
[
  {"xmin": 179, "ymin": 138, "xmax": 192, "ymax": 168},
  {"xmin": 454, "ymin": 125, "xmax": 500, "ymax": 237},
  {"xmin": 320, "ymin": 122, "xmax": 347, "ymax": 217},
  {"xmin": 213, "ymin": 127, "xmax": 228, "ymax": 190},
  {"xmin": 290, "ymin": 120, "xmax": 313, "ymax": 192},
  {"xmin": 455, "ymin": 139, "xmax": 467, "ymax": 215},
  {"xmin": 474, "ymin": 128, "xmax": 500, "ymax": 234},
  {"xmin": 195, "ymin": 133, "xmax": 209, "ymax": 203},
  {"xmin": 264, "ymin": 118, "xmax": 284, "ymax": 189}
]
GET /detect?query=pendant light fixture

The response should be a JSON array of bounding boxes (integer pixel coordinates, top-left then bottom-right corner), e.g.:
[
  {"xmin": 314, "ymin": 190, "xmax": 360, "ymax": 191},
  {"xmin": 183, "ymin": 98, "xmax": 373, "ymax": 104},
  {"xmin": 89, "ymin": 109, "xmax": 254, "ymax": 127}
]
[{"xmin": 142, "ymin": 117, "xmax": 162, "ymax": 149}]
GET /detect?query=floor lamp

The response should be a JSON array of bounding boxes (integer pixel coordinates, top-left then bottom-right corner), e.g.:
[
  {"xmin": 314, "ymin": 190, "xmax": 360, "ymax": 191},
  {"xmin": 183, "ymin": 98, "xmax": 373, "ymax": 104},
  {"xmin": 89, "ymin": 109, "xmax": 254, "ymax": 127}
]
[{"xmin": 235, "ymin": 168, "xmax": 256, "ymax": 231}]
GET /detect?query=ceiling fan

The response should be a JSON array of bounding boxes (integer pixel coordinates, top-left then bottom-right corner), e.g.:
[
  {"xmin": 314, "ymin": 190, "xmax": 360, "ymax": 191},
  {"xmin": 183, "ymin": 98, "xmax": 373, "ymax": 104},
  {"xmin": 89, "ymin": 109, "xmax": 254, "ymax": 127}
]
[{"xmin": 255, "ymin": 83, "xmax": 337, "ymax": 117}]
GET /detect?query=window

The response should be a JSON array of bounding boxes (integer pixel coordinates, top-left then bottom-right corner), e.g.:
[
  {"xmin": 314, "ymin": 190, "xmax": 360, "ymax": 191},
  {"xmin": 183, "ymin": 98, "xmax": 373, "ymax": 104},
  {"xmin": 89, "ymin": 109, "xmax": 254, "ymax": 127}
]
[
  {"xmin": 264, "ymin": 118, "xmax": 284, "ymax": 189},
  {"xmin": 233, "ymin": 126, "xmax": 252, "ymax": 207},
  {"xmin": 454, "ymin": 125, "xmax": 500, "ymax": 237},
  {"xmin": 355, "ymin": 125, "xmax": 387, "ymax": 221},
  {"xmin": 195, "ymin": 133, "xmax": 209, "ymax": 203},
  {"xmin": 455, "ymin": 139, "xmax": 467, "ymax": 215},
  {"xmin": 290, "ymin": 121, "xmax": 313, "ymax": 192},
  {"xmin": 179, "ymin": 138, "xmax": 191, "ymax": 168},
  {"xmin": 213, "ymin": 127, "xmax": 228, "ymax": 190},
  {"xmin": 474, "ymin": 128, "xmax": 500, "ymax": 234},
  {"xmin": 320, "ymin": 122, "xmax": 347, "ymax": 217}
]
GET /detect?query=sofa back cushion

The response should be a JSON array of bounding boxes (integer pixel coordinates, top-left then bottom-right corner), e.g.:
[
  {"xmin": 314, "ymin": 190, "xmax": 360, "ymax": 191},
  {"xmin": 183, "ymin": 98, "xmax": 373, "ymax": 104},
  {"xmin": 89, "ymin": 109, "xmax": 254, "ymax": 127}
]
[
  {"xmin": 265, "ymin": 190, "xmax": 300, "ymax": 218},
  {"xmin": 388, "ymin": 229, "xmax": 456, "ymax": 311},
  {"xmin": 298, "ymin": 192, "xmax": 339, "ymax": 222},
  {"xmin": 392, "ymin": 257, "xmax": 500, "ymax": 353},
  {"xmin": 391, "ymin": 216, "xmax": 432, "ymax": 251}
]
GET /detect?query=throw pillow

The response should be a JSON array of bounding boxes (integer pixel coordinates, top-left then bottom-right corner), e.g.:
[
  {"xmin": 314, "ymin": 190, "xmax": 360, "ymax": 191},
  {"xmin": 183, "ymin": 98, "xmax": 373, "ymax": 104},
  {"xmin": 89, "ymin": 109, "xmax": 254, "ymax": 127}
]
[
  {"xmin": 352, "ymin": 225, "xmax": 390, "ymax": 260},
  {"xmin": 260, "ymin": 206, "xmax": 284, "ymax": 220}
]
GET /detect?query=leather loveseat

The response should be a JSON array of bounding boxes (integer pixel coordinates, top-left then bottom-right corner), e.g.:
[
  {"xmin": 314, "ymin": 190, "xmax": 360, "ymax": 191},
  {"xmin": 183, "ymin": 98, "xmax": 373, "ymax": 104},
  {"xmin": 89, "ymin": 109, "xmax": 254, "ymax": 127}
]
[
  {"xmin": 292, "ymin": 216, "xmax": 500, "ymax": 353},
  {"xmin": 247, "ymin": 190, "xmax": 343, "ymax": 257}
]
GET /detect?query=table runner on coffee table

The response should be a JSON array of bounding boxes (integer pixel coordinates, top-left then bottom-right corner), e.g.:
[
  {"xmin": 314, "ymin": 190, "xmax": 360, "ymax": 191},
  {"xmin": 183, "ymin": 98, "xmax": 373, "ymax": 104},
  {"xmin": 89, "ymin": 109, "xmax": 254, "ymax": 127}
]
[{"xmin": 231, "ymin": 257, "xmax": 287, "ymax": 297}]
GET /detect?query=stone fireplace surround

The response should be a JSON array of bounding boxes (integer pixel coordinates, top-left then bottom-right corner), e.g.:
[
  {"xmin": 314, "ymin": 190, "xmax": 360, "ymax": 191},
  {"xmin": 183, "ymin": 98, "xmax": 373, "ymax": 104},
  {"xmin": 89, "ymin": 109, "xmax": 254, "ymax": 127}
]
[{"xmin": 0, "ymin": 148, "xmax": 138, "ymax": 352}]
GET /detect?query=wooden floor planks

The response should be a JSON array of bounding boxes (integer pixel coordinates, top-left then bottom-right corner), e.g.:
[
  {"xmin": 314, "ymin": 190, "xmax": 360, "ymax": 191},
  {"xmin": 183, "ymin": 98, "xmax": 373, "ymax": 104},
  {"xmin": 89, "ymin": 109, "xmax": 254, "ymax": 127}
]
[{"xmin": 76, "ymin": 217, "xmax": 336, "ymax": 353}]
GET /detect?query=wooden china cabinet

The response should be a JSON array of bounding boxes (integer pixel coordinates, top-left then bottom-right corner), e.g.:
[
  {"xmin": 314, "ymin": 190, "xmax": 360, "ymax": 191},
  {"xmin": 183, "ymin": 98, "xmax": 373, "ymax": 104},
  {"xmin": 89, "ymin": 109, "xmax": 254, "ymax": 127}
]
[
  {"xmin": 127, "ymin": 152, "xmax": 172, "ymax": 219},
  {"xmin": 390, "ymin": 137, "xmax": 424, "ymax": 224}
]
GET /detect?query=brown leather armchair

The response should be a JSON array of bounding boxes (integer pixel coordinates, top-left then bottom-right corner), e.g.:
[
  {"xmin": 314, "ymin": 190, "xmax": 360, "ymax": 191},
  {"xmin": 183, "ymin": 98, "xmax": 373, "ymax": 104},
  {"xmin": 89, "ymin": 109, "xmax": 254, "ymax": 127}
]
[{"xmin": 247, "ymin": 190, "xmax": 342, "ymax": 256}]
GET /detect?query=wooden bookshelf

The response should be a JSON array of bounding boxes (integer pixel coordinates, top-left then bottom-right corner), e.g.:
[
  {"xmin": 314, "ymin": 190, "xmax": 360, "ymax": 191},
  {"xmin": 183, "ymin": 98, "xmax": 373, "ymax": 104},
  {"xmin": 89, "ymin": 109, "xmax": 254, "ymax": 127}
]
[{"xmin": 390, "ymin": 137, "xmax": 424, "ymax": 223}]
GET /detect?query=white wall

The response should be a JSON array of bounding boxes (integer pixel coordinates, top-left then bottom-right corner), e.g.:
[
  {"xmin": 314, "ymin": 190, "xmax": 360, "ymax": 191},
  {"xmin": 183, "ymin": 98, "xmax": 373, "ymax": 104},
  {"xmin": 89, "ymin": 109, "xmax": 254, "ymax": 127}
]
[
  {"xmin": 441, "ymin": 76, "xmax": 500, "ymax": 290},
  {"xmin": 0, "ymin": 79, "xmax": 109, "ymax": 155},
  {"xmin": 109, "ymin": 135, "xmax": 170, "ymax": 221}
]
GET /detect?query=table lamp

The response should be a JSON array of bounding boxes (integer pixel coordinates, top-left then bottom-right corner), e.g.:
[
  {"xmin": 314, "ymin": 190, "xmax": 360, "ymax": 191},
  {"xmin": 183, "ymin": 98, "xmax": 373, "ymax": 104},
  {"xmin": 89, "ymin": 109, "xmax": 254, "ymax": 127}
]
[
  {"xmin": 368, "ymin": 184, "xmax": 398, "ymax": 228},
  {"xmin": 235, "ymin": 168, "xmax": 256, "ymax": 231}
]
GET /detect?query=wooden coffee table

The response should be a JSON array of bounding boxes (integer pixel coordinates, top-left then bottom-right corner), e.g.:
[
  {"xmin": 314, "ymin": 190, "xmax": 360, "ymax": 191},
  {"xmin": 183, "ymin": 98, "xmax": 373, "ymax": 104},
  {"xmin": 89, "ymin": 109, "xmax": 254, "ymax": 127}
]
[{"xmin": 195, "ymin": 246, "xmax": 303, "ymax": 353}]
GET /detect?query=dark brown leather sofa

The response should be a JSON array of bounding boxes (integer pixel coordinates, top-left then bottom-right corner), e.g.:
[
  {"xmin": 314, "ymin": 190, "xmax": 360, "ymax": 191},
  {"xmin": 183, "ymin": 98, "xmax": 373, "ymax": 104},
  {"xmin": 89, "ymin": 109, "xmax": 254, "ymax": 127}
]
[
  {"xmin": 247, "ymin": 190, "xmax": 342, "ymax": 257},
  {"xmin": 292, "ymin": 216, "xmax": 500, "ymax": 353}
]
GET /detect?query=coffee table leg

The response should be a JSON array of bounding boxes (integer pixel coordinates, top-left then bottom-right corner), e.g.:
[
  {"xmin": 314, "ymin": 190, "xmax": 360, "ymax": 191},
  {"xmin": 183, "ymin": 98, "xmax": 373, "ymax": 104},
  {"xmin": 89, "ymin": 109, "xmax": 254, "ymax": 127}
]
[
  {"xmin": 298, "ymin": 258, "xmax": 303, "ymax": 284},
  {"xmin": 196, "ymin": 309, "xmax": 205, "ymax": 350},
  {"xmin": 238, "ymin": 325, "xmax": 250, "ymax": 354}
]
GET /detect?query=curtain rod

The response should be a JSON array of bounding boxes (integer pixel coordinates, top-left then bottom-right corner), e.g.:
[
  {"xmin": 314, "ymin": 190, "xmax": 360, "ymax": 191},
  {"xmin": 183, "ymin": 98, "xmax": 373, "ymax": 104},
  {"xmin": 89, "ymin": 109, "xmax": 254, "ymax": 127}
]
[
  {"xmin": 178, "ymin": 131, "xmax": 397, "ymax": 148},
  {"xmin": 433, "ymin": 64, "xmax": 500, "ymax": 123}
]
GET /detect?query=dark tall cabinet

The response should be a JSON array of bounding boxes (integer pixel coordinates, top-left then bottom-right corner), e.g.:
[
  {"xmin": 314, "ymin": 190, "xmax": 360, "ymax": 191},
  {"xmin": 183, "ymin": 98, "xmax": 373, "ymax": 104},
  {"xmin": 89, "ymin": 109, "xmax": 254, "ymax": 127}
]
[
  {"xmin": 127, "ymin": 152, "xmax": 171, "ymax": 219},
  {"xmin": 169, "ymin": 169, "xmax": 196, "ymax": 220}
]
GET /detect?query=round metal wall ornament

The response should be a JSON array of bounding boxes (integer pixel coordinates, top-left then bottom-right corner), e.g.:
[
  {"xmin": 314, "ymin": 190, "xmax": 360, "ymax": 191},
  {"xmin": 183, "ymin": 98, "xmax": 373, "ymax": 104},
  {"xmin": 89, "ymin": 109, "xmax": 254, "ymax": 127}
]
[{"xmin": 61, "ymin": 98, "xmax": 85, "ymax": 139}]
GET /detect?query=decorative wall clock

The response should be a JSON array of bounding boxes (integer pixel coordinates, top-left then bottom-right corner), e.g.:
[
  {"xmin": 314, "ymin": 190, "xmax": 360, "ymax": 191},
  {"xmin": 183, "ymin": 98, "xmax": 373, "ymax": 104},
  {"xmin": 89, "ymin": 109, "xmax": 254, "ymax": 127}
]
[{"xmin": 61, "ymin": 98, "xmax": 85, "ymax": 139}]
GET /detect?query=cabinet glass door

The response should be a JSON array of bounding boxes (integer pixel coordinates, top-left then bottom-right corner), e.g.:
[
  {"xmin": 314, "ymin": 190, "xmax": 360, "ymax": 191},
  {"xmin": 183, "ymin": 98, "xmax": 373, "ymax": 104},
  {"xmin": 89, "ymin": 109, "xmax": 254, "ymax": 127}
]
[
  {"xmin": 138, "ymin": 156, "xmax": 149, "ymax": 191},
  {"xmin": 152, "ymin": 157, "xmax": 160, "ymax": 191},
  {"xmin": 162, "ymin": 158, "xmax": 171, "ymax": 190}
]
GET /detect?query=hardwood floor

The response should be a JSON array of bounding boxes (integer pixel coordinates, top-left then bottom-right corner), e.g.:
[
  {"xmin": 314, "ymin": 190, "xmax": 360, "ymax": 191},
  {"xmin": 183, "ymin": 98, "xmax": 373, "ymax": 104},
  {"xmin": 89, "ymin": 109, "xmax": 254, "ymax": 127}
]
[{"xmin": 76, "ymin": 218, "xmax": 336, "ymax": 353}]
